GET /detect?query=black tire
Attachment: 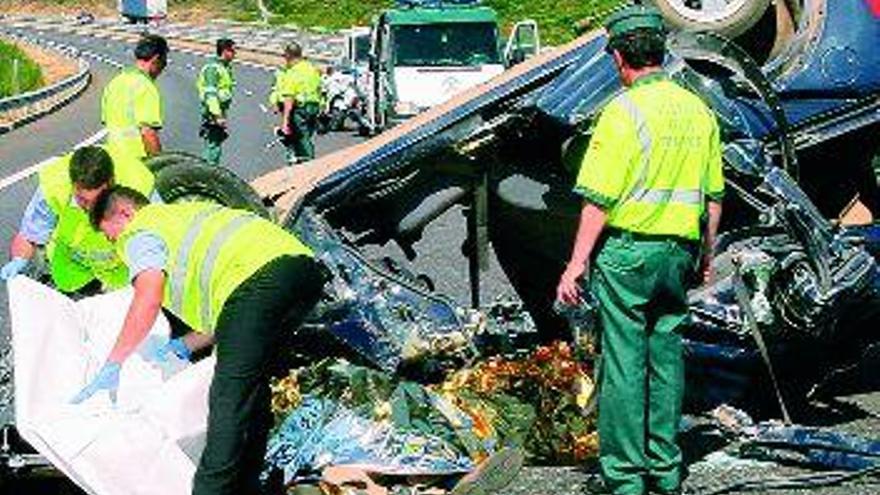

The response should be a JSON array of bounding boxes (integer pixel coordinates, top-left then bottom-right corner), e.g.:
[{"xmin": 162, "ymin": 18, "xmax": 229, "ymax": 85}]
[
  {"xmin": 650, "ymin": 0, "xmax": 771, "ymax": 38},
  {"xmin": 155, "ymin": 162, "xmax": 271, "ymax": 219},
  {"xmin": 143, "ymin": 151, "xmax": 207, "ymax": 174}
]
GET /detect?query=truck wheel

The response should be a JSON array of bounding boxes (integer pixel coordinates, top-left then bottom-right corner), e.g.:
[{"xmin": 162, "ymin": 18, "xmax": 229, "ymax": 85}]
[
  {"xmin": 155, "ymin": 162, "xmax": 272, "ymax": 219},
  {"xmin": 650, "ymin": 0, "xmax": 770, "ymax": 38},
  {"xmin": 143, "ymin": 151, "xmax": 207, "ymax": 174}
]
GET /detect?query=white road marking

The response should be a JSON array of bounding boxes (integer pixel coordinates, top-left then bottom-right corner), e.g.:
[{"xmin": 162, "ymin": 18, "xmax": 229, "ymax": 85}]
[{"xmin": 0, "ymin": 129, "xmax": 108, "ymax": 192}]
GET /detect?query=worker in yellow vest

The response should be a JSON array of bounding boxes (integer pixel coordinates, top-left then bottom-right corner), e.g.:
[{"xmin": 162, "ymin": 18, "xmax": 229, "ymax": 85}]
[
  {"xmin": 556, "ymin": 6, "xmax": 724, "ymax": 495},
  {"xmin": 197, "ymin": 38, "xmax": 237, "ymax": 166},
  {"xmin": 102, "ymin": 34, "xmax": 167, "ymax": 160},
  {"xmin": 1, "ymin": 146, "xmax": 155, "ymax": 295},
  {"xmin": 270, "ymin": 42, "xmax": 322, "ymax": 164},
  {"xmin": 73, "ymin": 186, "xmax": 324, "ymax": 495}
]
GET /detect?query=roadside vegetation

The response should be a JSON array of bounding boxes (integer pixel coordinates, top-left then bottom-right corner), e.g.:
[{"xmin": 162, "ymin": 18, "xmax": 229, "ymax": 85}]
[
  {"xmin": 264, "ymin": 0, "xmax": 625, "ymax": 45},
  {"xmin": 5, "ymin": 0, "xmax": 626, "ymax": 44},
  {"xmin": 0, "ymin": 39, "xmax": 44, "ymax": 98}
]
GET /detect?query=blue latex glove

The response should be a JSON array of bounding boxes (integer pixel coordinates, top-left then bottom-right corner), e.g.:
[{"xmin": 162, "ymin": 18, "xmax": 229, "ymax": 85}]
[
  {"xmin": 0, "ymin": 257, "xmax": 29, "ymax": 281},
  {"xmin": 142, "ymin": 335, "xmax": 192, "ymax": 363},
  {"xmin": 71, "ymin": 362, "xmax": 121, "ymax": 405}
]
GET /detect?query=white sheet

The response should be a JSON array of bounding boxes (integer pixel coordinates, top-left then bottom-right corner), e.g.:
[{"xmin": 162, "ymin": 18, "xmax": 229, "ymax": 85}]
[{"xmin": 9, "ymin": 277, "xmax": 213, "ymax": 495}]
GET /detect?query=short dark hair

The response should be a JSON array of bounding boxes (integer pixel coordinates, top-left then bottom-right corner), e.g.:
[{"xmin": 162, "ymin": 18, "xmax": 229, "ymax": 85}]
[
  {"xmin": 90, "ymin": 185, "xmax": 149, "ymax": 229},
  {"xmin": 134, "ymin": 34, "xmax": 169, "ymax": 62},
  {"xmin": 216, "ymin": 38, "xmax": 235, "ymax": 56},
  {"xmin": 607, "ymin": 28, "xmax": 666, "ymax": 69},
  {"xmin": 69, "ymin": 146, "xmax": 114, "ymax": 189},
  {"xmin": 284, "ymin": 42, "xmax": 303, "ymax": 59}
]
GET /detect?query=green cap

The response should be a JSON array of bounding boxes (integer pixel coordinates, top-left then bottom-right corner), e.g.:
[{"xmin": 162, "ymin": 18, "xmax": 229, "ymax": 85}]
[{"xmin": 604, "ymin": 5, "xmax": 666, "ymax": 39}]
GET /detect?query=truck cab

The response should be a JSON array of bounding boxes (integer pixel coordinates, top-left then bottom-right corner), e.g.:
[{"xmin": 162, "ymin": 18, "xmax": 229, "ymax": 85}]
[
  {"xmin": 365, "ymin": 0, "xmax": 538, "ymax": 132},
  {"xmin": 118, "ymin": 0, "xmax": 167, "ymax": 23}
]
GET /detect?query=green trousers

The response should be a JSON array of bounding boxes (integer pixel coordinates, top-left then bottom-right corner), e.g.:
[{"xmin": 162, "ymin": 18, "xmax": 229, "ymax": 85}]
[
  {"xmin": 283, "ymin": 102, "xmax": 320, "ymax": 164},
  {"xmin": 590, "ymin": 233, "xmax": 694, "ymax": 495},
  {"xmin": 200, "ymin": 121, "xmax": 229, "ymax": 166}
]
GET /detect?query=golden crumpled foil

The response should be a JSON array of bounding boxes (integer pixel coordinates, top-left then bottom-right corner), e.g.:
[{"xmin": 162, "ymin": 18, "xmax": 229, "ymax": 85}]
[{"xmin": 270, "ymin": 371, "xmax": 302, "ymax": 416}]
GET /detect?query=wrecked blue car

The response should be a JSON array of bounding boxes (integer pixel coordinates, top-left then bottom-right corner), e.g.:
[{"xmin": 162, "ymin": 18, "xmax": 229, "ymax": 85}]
[{"xmin": 243, "ymin": 0, "xmax": 880, "ymax": 417}]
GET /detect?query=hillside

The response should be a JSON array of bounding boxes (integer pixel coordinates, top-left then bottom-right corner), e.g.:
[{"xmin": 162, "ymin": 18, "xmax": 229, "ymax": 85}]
[
  {"xmin": 0, "ymin": 0, "xmax": 624, "ymax": 44},
  {"xmin": 265, "ymin": 0, "xmax": 623, "ymax": 44}
]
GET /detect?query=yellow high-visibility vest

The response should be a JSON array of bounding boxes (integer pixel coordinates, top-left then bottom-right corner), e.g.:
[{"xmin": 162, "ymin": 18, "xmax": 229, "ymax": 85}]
[
  {"xmin": 101, "ymin": 67, "xmax": 162, "ymax": 159},
  {"xmin": 118, "ymin": 202, "xmax": 314, "ymax": 333},
  {"xmin": 575, "ymin": 73, "xmax": 724, "ymax": 240},
  {"xmin": 39, "ymin": 147, "xmax": 155, "ymax": 291}
]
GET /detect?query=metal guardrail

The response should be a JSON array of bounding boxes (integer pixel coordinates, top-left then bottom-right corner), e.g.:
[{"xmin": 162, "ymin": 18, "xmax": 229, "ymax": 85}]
[
  {"xmin": 0, "ymin": 33, "xmax": 91, "ymax": 134},
  {"xmin": 1, "ymin": 15, "xmax": 344, "ymax": 66}
]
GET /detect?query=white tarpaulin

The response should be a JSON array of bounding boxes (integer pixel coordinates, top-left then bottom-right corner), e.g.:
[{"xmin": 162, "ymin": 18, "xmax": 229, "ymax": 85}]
[{"xmin": 9, "ymin": 276, "xmax": 213, "ymax": 495}]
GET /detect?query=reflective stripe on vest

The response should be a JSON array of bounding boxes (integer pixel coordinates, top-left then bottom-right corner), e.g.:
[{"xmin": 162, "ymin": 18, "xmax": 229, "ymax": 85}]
[
  {"xmin": 198, "ymin": 214, "xmax": 258, "ymax": 326},
  {"xmin": 168, "ymin": 207, "xmax": 258, "ymax": 330},
  {"xmin": 617, "ymin": 94, "xmax": 703, "ymax": 207},
  {"xmin": 170, "ymin": 206, "xmax": 221, "ymax": 315}
]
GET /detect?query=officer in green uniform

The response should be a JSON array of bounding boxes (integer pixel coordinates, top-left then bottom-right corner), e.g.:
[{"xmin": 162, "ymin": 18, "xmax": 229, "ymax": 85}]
[
  {"xmin": 74, "ymin": 186, "xmax": 325, "ymax": 495},
  {"xmin": 102, "ymin": 34, "xmax": 167, "ymax": 160},
  {"xmin": 197, "ymin": 38, "xmax": 237, "ymax": 166},
  {"xmin": 1, "ymin": 146, "xmax": 155, "ymax": 295},
  {"xmin": 271, "ymin": 42, "xmax": 323, "ymax": 164},
  {"xmin": 556, "ymin": 7, "xmax": 724, "ymax": 495}
]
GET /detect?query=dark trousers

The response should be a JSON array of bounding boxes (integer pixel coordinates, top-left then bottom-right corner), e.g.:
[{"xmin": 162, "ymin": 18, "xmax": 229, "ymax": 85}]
[
  {"xmin": 282, "ymin": 102, "xmax": 320, "ymax": 163},
  {"xmin": 192, "ymin": 255, "xmax": 324, "ymax": 495}
]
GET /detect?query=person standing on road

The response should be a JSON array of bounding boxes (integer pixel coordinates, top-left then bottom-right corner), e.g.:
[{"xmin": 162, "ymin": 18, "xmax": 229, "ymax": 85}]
[
  {"xmin": 74, "ymin": 186, "xmax": 325, "ymax": 495},
  {"xmin": 1, "ymin": 146, "xmax": 155, "ymax": 295},
  {"xmin": 197, "ymin": 38, "xmax": 237, "ymax": 166},
  {"xmin": 270, "ymin": 42, "xmax": 322, "ymax": 164},
  {"xmin": 102, "ymin": 34, "xmax": 168, "ymax": 160},
  {"xmin": 556, "ymin": 6, "xmax": 724, "ymax": 495}
]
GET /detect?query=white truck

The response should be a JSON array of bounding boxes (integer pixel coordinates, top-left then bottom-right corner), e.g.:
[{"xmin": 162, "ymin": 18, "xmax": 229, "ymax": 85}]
[
  {"xmin": 118, "ymin": 0, "xmax": 167, "ymax": 24},
  {"xmin": 361, "ymin": 0, "xmax": 539, "ymax": 133}
]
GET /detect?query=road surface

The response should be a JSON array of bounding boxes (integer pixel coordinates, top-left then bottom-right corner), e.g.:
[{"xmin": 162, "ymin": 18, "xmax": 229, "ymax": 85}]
[{"xmin": 1, "ymin": 18, "xmax": 879, "ymax": 495}]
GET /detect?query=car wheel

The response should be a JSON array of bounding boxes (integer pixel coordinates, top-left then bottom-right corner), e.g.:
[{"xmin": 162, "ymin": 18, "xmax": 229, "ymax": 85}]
[
  {"xmin": 143, "ymin": 151, "xmax": 207, "ymax": 174},
  {"xmin": 155, "ymin": 162, "xmax": 272, "ymax": 219},
  {"xmin": 650, "ymin": 0, "xmax": 771, "ymax": 38}
]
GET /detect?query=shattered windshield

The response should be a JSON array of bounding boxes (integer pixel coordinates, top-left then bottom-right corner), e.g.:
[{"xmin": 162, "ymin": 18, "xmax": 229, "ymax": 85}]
[{"xmin": 391, "ymin": 22, "xmax": 501, "ymax": 67}]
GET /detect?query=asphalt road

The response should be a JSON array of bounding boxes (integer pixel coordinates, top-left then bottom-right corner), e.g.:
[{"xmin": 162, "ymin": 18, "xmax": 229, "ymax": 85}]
[
  {"xmin": 1, "ymin": 20, "xmax": 880, "ymax": 495},
  {"xmin": 0, "ymin": 23, "xmax": 362, "ymax": 423}
]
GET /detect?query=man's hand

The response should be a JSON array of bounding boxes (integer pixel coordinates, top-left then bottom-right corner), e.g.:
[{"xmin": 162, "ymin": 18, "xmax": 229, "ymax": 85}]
[
  {"xmin": 0, "ymin": 257, "xmax": 29, "ymax": 281},
  {"xmin": 557, "ymin": 260, "xmax": 588, "ymax": 305},
  {"xmin": 142, "ymin": 335, "xmax": 192, "ymax": 363},
  {"xmin": 71, "ymin": 362, "xmax": 121, "ymax": 405},
  {"xmin": 214, "ymin": 117, "xmax": 227, "ymax": 128},
  {"xmin": 281, "ymin": 123, "xmax": 292, "ymax": 136},
  {"xmin": 700, "ymin": 253, "xmax": 714, "ymax": 286}
]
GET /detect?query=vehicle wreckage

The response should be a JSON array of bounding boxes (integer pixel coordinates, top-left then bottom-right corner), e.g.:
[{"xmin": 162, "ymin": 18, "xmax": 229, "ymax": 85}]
[
  {"xmin": 248, "ymin": 0, "xmax": 880, "ymax": 412},
  {"xmin": 3, "ymin": 0, "xmax": 880, "ymax": 491}
]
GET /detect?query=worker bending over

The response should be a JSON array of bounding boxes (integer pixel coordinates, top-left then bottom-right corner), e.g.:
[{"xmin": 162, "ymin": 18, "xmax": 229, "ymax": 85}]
[
  {"xmin": 74, "ymin": 187, "xmax": 325, "ymax": 495},
  {"xmin": 2, "ymin": 146, "xmax": 154, "ymax": 295}
]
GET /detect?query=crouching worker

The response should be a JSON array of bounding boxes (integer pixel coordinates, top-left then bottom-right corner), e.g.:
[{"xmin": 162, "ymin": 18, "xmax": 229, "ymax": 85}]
[
  {"xmin": 72, "ymin": 186, "xmax": 325, "ymax": 495},
  {"xmin": 1, "ymin": 146, "xmax": 154, "ymax": 295}
]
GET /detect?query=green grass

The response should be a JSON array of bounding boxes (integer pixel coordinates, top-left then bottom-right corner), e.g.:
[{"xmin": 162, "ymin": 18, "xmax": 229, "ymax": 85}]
[
  {"xmin": 0, "ymin": 39, "xmax": 44, "ymax": 98},
  {"xmin": 265, "ymin": 0, "xmax": 625, "ymax": 45},
  {"xmin": 12, "ymin": 0, "xmax": 626, "ymax": 44}
]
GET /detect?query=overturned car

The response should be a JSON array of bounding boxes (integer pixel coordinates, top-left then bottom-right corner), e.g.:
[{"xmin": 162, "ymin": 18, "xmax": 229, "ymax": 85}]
[
  {"xmin": 3, "ymin": 0, "xmax": 880, "ymax": 491},
  {"xmin": 248, "ymin": 0, "xmax": 880, "ymax": 412}
]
